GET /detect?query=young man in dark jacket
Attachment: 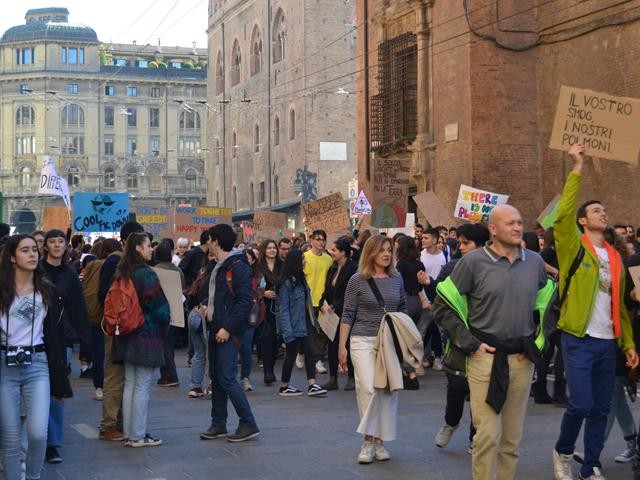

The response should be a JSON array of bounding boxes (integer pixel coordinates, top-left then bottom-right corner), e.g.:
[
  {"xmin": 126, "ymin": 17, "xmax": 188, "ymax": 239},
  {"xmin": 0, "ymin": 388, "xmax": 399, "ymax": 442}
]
[{"xmin": 200, "ymin": 224, "xmax": 260, "ymax": 443}]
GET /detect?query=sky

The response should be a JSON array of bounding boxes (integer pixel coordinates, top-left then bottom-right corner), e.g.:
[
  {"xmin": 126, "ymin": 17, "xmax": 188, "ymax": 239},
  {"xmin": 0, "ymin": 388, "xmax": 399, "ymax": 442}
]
[{"xmin": 0, "ymin": 0, "xmax": 209, "ymax": 49}]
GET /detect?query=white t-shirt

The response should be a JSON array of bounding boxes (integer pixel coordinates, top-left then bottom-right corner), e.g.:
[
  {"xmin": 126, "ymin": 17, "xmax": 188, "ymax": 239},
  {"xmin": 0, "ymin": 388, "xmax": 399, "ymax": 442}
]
[
  {"xmin": 172, "ymin": 254, "xmax": 181, "ymax": 267},
  {"xmin": 0, "ymin": 293, "xmax": 47, "ymax": 347},
  {"xmin": 586, "ymin": 246, "xmax": 614, "ymax": 339},
  {"xmin": 420, "ymin": 250, "xmax": 447, "ymax": 279}
]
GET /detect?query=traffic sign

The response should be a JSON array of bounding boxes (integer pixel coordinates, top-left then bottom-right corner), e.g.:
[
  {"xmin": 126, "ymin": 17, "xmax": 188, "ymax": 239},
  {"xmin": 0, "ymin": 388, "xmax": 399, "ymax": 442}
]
[{"xmin": 351, "ymin": 190, "xmax": 372, "ymax": 215}]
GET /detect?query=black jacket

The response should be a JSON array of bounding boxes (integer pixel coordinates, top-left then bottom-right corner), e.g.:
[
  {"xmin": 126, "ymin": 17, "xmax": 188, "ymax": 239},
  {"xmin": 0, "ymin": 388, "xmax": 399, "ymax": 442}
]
[
  {"xmin": 319, "ymin": 258, "xmax": 358, "ymax": 317},
  {"xmin": 179, "ymin": 247, "xmax": 207, "ymax": 288}
]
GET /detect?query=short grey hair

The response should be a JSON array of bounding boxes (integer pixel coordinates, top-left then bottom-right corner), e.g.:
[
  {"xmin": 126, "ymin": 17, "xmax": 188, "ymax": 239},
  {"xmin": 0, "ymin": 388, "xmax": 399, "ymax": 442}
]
[{"xmin": 176, "ymin": 237, "xmax": 189, "ymax": 248}]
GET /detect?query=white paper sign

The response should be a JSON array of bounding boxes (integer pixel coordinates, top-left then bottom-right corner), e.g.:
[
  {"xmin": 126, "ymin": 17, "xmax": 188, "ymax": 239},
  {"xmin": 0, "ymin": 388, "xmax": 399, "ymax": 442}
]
[
  {"xmin": 153, "ymin": 267, "xmax": 185, "ymax": 328},
  {"xmin": 39, "ymin": 155, "xmax": 71, "ymax": 210},
  {"xmin": 453, "ymin": 185, "xmax": 509, "ymax": 223},
  {"xmin": 351, "ymin": 190, "xmax": 372, "ymax": 215}
]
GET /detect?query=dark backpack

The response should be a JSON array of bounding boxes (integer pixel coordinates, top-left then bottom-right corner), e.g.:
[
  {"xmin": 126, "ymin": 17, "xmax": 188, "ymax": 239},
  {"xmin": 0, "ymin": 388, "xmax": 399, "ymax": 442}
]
[
  {"xmin": 102, "ymin": 277, "xmax": 145, "ymax": 336},
  {"xmin": 224, "ymin": 257, "xmax": 263, "ymax": 328}
]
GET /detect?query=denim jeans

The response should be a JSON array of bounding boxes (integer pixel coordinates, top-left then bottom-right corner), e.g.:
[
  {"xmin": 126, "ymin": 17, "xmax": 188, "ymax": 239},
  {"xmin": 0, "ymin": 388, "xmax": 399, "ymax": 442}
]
[
  {"xmin": 91, "ymin": 326, "xmax": 105, "ymax": 389},
  {"xmin": 0, "ymin": 351, "xmax": 50, "ymax": 480},
  {"xmin": 555, "ymin": 333, "xmax": 616, "ymax": 477},
  {"xmin": 188, "ymin": 313, "xmax": 207, "ymax": 389},
  {"xmin": 47, "ymin": 398, "xmax": 64, "ymax": 448},
  {"xmin": 240, "ymin": 327, "xmax": 254, "ymax": 379},
  {"xmin": 122, "ymin": 362, "xmax": 155, "ymax": 441},
  {"xmin": 208, "ymin": 335, "xmax": 257, "ymax": 428},
  {"xmin": 604, "ymin": 375, "xmax": 637, "ymax": 442}
]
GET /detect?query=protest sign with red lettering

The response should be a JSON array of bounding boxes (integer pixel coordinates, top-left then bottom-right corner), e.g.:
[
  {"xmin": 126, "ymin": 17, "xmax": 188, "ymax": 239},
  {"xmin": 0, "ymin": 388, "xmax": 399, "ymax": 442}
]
[{"xmin": 174, "ymin": 206, "xmax": 232, "ymax": 242}]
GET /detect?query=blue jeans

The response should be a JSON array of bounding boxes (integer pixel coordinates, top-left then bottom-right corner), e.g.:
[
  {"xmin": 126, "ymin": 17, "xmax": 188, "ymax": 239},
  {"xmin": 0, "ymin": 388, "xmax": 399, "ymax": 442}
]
[
  {"xmin": 604, "ymin": 375, "xmax": 637, "ymax": 442},
  {"xmin": 122, "ymin": 362, "xmax": 155, "ymax": 441},
  {"xmin": 208, "ymin": 335, "xmax": 257, "ymax": 428},
  {"xmin": 91, "ymin": 326, "xmax": 104, "ymax": 389},
  {"xmin": 555, "ymin": 333, "xmax": 616, "ymax": 477},
  {"xmin": 188, "ymin": 314, "xmax": 207, "ymax": 389},
  {"xmin": 0, "ymin": 351, "xmax": 50, "ymax": 480},
  {"xmin": 240, "ymin": 328, "xmax": 254, "ymax": 379},
  {"xmin": 47, "ymin": 398, "xmax": 64, "ymax": 448}
]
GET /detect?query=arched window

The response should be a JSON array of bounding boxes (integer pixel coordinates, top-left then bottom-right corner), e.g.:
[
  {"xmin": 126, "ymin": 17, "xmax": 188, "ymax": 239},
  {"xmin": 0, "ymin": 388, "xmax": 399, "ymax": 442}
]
[
  {"xmin": 20, "ymin": 167, "xmax": 32, "ymax": 187},
  {"xmin": 185, "ymin": 168, "xmax": 197, "ymax": 190},
  {"xmin": 233, "ymin": 185, "xmax": 238, "ymax": 211},
  {"xmin": 274, "ymin": 175, "xmax": 279, "ymax": 204},
  {"xmin": 289, "ymin": 108, "xmax": 296, "ymax": 140},
  {"xmin": 179, "ymin": 110, "xmax": 201, "ymax": 130},
  {"xmin": 232, "ymin": 131, "xmax": 237, "ymax": 158},
  {"xmin": 148, "ymin": 167, "xmax": 162, "ymax": 191},
  {"xmin": 274, "ymin": 116, "xmax": 280, "ymax": 146},
  {"xmin": 273, "ymin": 9, "xmax": 286, "ymax": 63},
  {"xmin": 215, "ymin": 51, "xmax": 224, "ymax": 94},
  {"xmin": 126, "ymin": 167, "xmax": 138, "ymax": 189},
  {"xmin": 231, "ymin": 39, "xmax": 241, "ymax": 86},
  {"xmin": 104, "ymin": 166, "xmax": 116, "ymax": 189},
  {"xmin": 61, "ymin": 104, "xmax": 84, "ymax": 127},
  {"xmin": 250, "ymin": 26, "xmax": 262, "ymax": 76},
  {"xmin": 254, "ymin": 124, "xmax": 260, "ymax": 153},
  {"xmin": 249, "ymin": 182, "xmax": 255, "ymax": 209},
  {"xmin": 16, "ymin": 105, "xmax": 35, "ymax": 126},
  {"xmin": 67, "ymin": 166, "xmax": 80, "ymax": 187}
]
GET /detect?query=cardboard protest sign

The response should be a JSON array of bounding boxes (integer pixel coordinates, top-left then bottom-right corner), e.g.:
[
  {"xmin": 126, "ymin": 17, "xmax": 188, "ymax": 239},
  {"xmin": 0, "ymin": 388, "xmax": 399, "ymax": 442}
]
[
  {"xmin": 174, "ymin": 206, "xmax": 233, "ymax": 242},
  {"xmin": 351, "ymin": 190, "xmax": 372, "ymax": 215},
  {"xmin": 152, "ymin": 267, "xmax": 185, "ymax": 328},
  {"xmin": 454, "ymin": 185, "xmax": 509, "ymax": 223},
  {"xmin": 253, "ymin": 210, "xmax": 286, "ymax": 233},
  {"xmin": 371, "ymin": 157, "xmax": 411, "ymax": 228},
  {"xmin": 537, "ymin": 194, "xmax": 561, "ymax": 230},
  {"xmin": 549, "ymin": 86, "xmax": 640, "ymax": 165},
  {"xmin": 73, "ymin": 192, "xmax": 129, "ymax": 232},
  {"xmin": 412, "ymin": 191, "xmax": 450, "ymax": 227},
  {"xmin": 302, "ymin": 192, "xmax": 350, "ymax": 234},
  {"xmin": 42, "ymin": 206, "xmax": 70, "ymax": 231},
  {"xmin": 628, "ymin": 266, "xmax": 640, "ymax": 304},
  {"xmin": 135, "ymin": 206, "xmax": 173, "ymax": 239}
]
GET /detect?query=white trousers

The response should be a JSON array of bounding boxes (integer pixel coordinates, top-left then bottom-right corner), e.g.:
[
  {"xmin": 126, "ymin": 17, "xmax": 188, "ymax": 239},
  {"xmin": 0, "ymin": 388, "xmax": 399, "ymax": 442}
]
[{"xmin": 350, "ymin": 335, "xmax": 398, "ymax": 441}]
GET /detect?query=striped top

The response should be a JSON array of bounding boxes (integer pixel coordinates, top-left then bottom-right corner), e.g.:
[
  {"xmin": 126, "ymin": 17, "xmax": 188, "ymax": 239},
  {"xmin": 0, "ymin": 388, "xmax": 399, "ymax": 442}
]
[{"xmin": 341, "ymin": 273, "xmax": 407, "ymax": 337}]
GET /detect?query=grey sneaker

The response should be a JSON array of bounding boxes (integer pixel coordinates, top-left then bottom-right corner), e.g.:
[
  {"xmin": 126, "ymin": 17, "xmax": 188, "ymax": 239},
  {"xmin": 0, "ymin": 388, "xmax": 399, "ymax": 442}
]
[
  {"xmin": 614, "ymin": 444, "xmax": 637, "ymax": 463},
  {"xmin": 553, "ymin": 449, "xmax": 574, "ymax": 480},
  {"xmin": 578, "ymin": 466, "xmax": 605, "ymax": 480},
  {"xmin": 435, "ymin": 424, "xmax": 458, "ymax": 448},
  {"xmin": 227, "ymin": 424, "xmax": 260, "ymax": 443},
  {"xmin": 199, "ymin": 424, "xmax": 228, "ymax": 440},
  {"xmin": 357, "ymin": 442, "xmax": 375, "ymax": 464},
  {"xmin": 240, "ymin": 377, "xmax": 253, "ymax": 391}
]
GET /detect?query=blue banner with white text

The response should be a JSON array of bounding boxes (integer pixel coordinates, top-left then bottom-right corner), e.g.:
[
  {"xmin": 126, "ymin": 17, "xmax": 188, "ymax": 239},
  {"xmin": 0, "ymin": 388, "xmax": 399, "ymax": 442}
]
[{"xmin": 73, "ymin": 192, "xmax": 129, "ymax": 232}]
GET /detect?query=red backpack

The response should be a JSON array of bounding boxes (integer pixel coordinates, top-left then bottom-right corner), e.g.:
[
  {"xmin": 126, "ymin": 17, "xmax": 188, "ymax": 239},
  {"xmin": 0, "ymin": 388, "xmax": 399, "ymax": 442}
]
[{"xmin": 102, "ymin": 277, "xmax": 145, "ymax": 336}]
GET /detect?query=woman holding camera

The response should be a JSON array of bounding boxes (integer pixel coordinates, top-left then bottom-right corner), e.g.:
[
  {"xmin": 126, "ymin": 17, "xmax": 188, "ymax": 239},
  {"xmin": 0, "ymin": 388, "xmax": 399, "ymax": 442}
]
[{"xmin": 0, "ymin": 235, "xmax": 79, "ymax": 480}]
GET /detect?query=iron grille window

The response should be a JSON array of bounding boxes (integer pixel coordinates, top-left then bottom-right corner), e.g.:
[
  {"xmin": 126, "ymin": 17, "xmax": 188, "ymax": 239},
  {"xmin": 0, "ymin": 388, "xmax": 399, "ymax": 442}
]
[{"xmin": 370, "ymin": 32, "xmax": 418, "ymax": 155}]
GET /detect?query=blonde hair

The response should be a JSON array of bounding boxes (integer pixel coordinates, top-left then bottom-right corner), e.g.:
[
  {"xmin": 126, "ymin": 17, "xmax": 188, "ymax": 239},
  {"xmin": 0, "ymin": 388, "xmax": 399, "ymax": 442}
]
[{"xmin": 358, "ymin": 234, "xmax": 396, "ymax": 279}]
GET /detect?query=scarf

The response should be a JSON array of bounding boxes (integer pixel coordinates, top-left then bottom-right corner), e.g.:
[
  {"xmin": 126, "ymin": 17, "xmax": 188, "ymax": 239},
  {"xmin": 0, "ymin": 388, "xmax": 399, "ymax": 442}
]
[{"xmin": 580, "ymin": 234, "xmax": 622, "ymax": 338}]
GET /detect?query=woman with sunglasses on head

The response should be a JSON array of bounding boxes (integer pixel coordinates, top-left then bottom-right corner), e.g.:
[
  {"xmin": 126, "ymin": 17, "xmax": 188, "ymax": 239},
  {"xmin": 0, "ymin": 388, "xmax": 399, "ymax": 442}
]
[{"xmin": 0, "ymin": 235, "xmax": 81, "ymax": 480}]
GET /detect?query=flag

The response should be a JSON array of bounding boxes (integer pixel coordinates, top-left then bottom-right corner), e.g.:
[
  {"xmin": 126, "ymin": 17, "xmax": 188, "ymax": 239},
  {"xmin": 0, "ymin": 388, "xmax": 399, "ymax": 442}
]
[{"xmin": 39, "ymin": 155, "xmax": 71, "ymax": 210}]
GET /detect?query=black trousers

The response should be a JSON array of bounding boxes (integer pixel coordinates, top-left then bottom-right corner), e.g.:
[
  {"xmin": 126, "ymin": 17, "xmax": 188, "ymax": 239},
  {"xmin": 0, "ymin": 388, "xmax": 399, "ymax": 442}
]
[
  {"xmin": 445, "ymin": 372, "xmax": 476, "ymax": 442},
  {"xmin": 533, "ymin": 335, "xmax": 566, "ymax": 399},
  {"xmin": 327, "ymin": 330, "xmax": 354, "ymax": 379},
  {"xmin": 258, "ymin": 306, "xmax": 279, "ymax": 376},
  {"xmin": 281, "ymin": 336, "xmax": 315, "ymax": 384}
]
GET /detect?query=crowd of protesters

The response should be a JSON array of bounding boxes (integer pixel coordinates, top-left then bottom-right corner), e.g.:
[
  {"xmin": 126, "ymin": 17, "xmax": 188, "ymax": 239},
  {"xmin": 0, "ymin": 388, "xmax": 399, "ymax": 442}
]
[{"xmin": 2, "ymin": 145, "xmax": 640, "ymax": 479}]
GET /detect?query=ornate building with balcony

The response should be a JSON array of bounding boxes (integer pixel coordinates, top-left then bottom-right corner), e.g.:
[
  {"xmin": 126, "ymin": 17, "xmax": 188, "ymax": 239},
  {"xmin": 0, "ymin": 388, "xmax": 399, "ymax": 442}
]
[{"xmin": 0, "ymin": 7, "xmax": 208, "ymax": 231}]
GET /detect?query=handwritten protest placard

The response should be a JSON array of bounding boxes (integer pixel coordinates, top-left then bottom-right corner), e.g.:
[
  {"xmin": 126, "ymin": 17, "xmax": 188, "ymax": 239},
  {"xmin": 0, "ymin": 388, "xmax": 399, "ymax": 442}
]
[
  {"xmin": 412, "ymin": 191, "xmax": 450, "ymax": 227},
  {"xmin": 371, "ymin": 157, "xmax": 411, "ymax": 228},
  {"xmin": 628, "ymin": 266, "xmax": 640, "ymax": 303},
  {"xmin": 73, "ymin": 192, "xmax": 129, "ymax": 232},
  {"xmin": 253, "ymin": 210, "xmax": 286, "ymax": 233},
  {"xmin": 302, "ymin": 192, "xmax": 350, "ymax": 234},
  {"xmin": 42, "ymin": 206, "xmax": 70, "ymax": 231},
  {"xmin": 549, "ymin": 86, "xmax": 640, "ymax": 165},
  {"xmin": 454, "ymin": 185, "xmax": 509, "ymax": 223},
  {"xmin": 174, "ymin": 206, "xmax": 233, "ymax": 242},
  {"xmin": 135, "ymin": 206, "xmax": 172, "ymax": 239},
  {"xmin": 537, "ymin": 194, "xmax": 561, "ymax": 230}
]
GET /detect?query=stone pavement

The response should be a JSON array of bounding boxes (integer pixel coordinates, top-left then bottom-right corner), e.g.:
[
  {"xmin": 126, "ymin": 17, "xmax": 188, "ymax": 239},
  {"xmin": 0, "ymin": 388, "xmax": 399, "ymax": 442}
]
[{"xmin": 29, "ymin": 350, "xmax": 636, "ymax": 480}]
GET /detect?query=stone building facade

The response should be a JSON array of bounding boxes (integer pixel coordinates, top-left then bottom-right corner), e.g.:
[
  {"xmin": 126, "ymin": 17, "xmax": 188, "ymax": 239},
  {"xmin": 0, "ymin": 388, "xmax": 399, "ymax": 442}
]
[
  {"xmin": 0, "ymin": 7, "xmax": 208, "ymax": 231},
  {"xmin": 356, "ymin": 0, "xmax": 640, "ymax": 226},
  {"xmin": 207, "ymin": 0, "xmax": 358, "ymax": 226}
]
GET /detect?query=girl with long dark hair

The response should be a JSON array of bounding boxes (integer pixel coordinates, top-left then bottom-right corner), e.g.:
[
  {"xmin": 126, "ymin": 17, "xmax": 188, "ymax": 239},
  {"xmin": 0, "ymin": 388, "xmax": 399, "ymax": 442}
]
[
  {"xmin": 256, "ymin": 239, "xmax": 282, "ymax": 385},
  {"xmin": 276, "ymin": 249, "xmax": 327, "ymax": 397},
  {"xmin": 112, "ymin": 232, "xmax": 170, "ymax": 447},
  {"xmin": 0, "ymin": 235, "xmax": 78, "ymax": 480}
]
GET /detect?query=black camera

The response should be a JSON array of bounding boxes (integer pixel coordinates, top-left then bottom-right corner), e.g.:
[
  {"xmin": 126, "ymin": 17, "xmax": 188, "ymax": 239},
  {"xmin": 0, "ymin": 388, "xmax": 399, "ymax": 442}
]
[{"xmin": 6, "ymin": 346, "xmax": 32, "ymax": 366}]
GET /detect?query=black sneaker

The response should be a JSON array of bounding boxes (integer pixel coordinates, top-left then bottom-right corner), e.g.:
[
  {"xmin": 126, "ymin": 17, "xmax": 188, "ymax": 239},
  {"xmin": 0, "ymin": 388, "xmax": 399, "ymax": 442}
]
[
  {"xmin": 264, "ymin": 373, "xmax": 276, "ymax": 385},
  {"xmin": 278, "ymin": 385, "xmax": 303, "ymax": 397},
  {"xmin": 200, "ymin": 424, "xmax": 228, "ymax": 440},
  {"xmin": 79, "ymin": 367, "xmax": 93, "ymax": 379},
  {"xmin": 227, "ymin": 424, "xmax": 260, "ymax": 443},
  {"xmin": 307, "ymin": 384, "xmax": 327, "ymax": 396},
  {"xmin": 45, "ymin": 446, "xmax": 62, "ymax": 464}
]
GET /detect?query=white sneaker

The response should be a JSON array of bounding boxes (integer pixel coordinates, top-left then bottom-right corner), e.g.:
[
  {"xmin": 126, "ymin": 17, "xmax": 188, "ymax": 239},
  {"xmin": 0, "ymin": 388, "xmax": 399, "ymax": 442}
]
[
  {"xmin": 432, "ymin": 356, "xmax": 444, "ymax": 371},
  {"xmin": 93, "ymin": 388, "xmax": 103, "ymax": 401},
  {"xmin": 240, "ymin": 377, "xmax": 253, "ymax": 391},
  {"xmin": 435, "ymin": 424, "xmax": 458, "ymax": 448},
  {"xmin": 578, "ymin": 467, "xmax": 605, "ymax": 480},
  {"xmin": 357, "ymin": 442, "xmax": 375, "ymax": 464},
  {"xmin": 315, "ymin": 360, "xmax": 327, "ymax": 374},
  {"xmin": 295, "ymin": 354, "xmax": 304, "ymax": 369},
  {"xmin": 553, "ymin": 449, "xmax": 574, "ymax": 480},
  {"xmin": 374, "ymin": 441, "xmax": 390, "ymax": 461}
]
